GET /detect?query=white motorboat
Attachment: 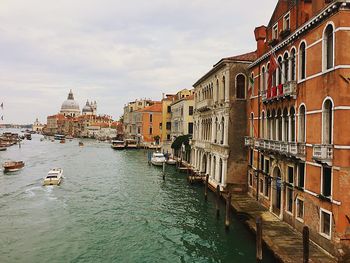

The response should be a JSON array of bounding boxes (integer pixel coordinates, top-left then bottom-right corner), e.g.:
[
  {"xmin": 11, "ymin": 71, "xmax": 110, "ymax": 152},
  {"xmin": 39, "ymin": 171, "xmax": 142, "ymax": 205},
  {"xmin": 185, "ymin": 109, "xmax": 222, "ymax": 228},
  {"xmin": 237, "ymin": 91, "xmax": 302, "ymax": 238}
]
[
  {"xmin": 43, "ymin": 168, "xmax": 63, "ymax": 186},
  {"xmin": 151, "ymin": 152, "xmax": 166, "ymax": 166},
  {"xmin": 166, "ymin": 157, "xmax": 177, "ymax": 165},
  {"xmin": 111, "ymin": 140, "xmax": 125, "ymax": 150}
]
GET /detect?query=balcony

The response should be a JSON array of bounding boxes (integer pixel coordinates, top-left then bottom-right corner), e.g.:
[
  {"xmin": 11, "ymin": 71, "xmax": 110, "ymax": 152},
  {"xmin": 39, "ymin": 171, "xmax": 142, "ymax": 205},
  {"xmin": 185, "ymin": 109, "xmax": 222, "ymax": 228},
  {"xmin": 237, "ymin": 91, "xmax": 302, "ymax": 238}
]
[
  {"xmin": 313, "ymin": 144, "xmax": 333, "ymax": 165},
  {"xmin": 196, "ymin": 99, "xmax": 213, "ymax": 112},
  {"xmin": 263, "ymin": 81, "xmax": 297, "ymax": 104},
  {"xmin": 255, "ymin": 139, "xmax": 306, "ymax": 158}
]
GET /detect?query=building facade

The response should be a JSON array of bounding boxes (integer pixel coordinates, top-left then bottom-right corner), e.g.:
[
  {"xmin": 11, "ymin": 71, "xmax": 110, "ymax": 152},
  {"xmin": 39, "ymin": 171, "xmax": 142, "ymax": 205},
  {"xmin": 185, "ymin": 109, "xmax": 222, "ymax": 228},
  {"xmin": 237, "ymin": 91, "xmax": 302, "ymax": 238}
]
[
  {"xmin": 135, "ymin": 103, "xmax": 162, "ymax": 144},
  {"xmin": 160, "ymin": 94, "xmax": 175, "ymax": 143},
  {"xmin": 60, "ymin": 90, "xmax": 80, "ymax": 117},
  {"xmin": 246, "ymin": 0, "xmax": 350, "ymax": 259},
  {"xmin": 191, "ymin": 52, "xmax": 256, "ymax": 191}
]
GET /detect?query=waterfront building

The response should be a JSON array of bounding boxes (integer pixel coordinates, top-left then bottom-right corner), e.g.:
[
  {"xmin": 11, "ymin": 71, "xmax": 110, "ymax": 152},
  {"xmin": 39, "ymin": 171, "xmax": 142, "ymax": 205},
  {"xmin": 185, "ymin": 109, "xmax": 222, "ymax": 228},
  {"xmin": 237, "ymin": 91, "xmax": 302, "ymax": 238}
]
[
  {"xmin": 246, "ymin": 0, "xmax": 350, "ymax": 258},
  {"xmin": 191, "ymin": 52, "xmax": 256, "ymax": 191},
  {"xmin": 160, "ymin": 94, "xmax": 176, "ymax": 143},
  {"xmin": 32, "ymin": 118, "xmax": 44, "ymax": 132},
  {"xmin": 45, "ymin": 114, "xmax": 67, "ymax": 135},
  {"xmin": 123, "ymin": 99, "xmax": 156, "ymax": 140},
  {"xmin": 82, "ymin": 100, "xmax": 97, "ymax": 116},
  {"xmin": 134, "ymin": 103, "xmax": 162, "ymax": 144},
  {"xmin": 60, "ymin": 90, "xmax": 80, "ymax": 117}
]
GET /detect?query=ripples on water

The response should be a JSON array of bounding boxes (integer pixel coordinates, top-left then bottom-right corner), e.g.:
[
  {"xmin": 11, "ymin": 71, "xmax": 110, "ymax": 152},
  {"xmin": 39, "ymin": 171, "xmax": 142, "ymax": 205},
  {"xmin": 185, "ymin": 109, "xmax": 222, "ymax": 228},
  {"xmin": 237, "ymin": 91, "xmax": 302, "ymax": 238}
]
[{"xmin": 0, "ymin": 133, "xmax": 275, "ymax": 263}]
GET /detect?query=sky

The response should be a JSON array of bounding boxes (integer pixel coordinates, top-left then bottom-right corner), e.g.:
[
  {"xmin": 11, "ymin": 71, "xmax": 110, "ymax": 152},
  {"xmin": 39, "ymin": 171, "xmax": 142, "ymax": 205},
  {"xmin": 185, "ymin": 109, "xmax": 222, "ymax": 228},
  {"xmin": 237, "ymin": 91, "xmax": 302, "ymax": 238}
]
[{"xmin": 0, "ymin": 0, "xmax": 276, "ymax": 124}]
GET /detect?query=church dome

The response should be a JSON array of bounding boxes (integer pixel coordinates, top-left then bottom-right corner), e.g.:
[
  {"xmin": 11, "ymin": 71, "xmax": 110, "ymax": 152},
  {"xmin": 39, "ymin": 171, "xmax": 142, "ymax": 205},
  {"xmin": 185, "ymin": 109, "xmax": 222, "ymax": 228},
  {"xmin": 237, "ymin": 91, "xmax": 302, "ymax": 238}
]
[
  {"xmin": 82, "ymin": 100, "xmax": 93, "ymax": 113},
  {"xmin": 61, "ymin": 90, "xmax": 80, "ymax": 111}
]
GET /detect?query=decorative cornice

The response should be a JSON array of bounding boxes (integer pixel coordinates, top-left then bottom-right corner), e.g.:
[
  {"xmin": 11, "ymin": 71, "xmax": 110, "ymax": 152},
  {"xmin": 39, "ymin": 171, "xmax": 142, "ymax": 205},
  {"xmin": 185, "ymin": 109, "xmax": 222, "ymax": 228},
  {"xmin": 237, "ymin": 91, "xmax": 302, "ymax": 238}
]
[{"xmin": 249, "ymin": 0, "xmax": 348, "ymax": 69}]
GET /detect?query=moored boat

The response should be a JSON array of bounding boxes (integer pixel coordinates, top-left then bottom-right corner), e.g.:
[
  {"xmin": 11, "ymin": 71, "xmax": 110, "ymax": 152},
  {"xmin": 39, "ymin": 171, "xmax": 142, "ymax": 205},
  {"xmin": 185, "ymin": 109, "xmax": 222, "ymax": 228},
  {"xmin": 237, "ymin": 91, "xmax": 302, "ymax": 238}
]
[
  {"xmin": 54, "ymin": 134, "xmax": 65, "ymax": 140},
  {"xmin": 125, "ymin": 139, "xmax": 138, "ymax": 149},
  {"xmin": 111, "ymin": 140, "xmax": 125, "ymax": 150},
  {"xmin": 3, "ymin": 161, "xmax": 25, "ymax": 172},
  {"xmin": 151, "ymin": 152, "xmax": 166, "ymax": 166},
  {"xmin": 166, "ymin": 157, "xmax": 176, "ymax": 165},
  {"xmin": 79, "ymin": 141, "xmax": 84, "ymax": 146},
  {"xmin": 66, "ymin": 135, "xmax": 73, "ymax": 140},
  {"xmin": 60, "ymin": 139, "xmax": 65, "ymax": 144},
  {"xmin": 43, "ymin": 168, "xmax": 63, "ymax": 186}
]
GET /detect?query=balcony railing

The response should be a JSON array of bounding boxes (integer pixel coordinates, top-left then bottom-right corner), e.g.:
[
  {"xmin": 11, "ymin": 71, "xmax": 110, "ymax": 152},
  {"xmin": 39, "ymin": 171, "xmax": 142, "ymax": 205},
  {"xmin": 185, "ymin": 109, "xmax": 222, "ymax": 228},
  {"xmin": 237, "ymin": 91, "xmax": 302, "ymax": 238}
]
[
  {"xmin": 196, "ymin": 99, "xmax": 213, "ymax": 112},
  {"xmin": 313, "ymin": 144, "xmax": 333, "ymax": 164},
  {"xmin": 254, "ymin": 139, "xmax": 306, "ymax": 157},
  {"xmin": 263, "ymin": 81, "xmax": 297, "ymax": 103}
]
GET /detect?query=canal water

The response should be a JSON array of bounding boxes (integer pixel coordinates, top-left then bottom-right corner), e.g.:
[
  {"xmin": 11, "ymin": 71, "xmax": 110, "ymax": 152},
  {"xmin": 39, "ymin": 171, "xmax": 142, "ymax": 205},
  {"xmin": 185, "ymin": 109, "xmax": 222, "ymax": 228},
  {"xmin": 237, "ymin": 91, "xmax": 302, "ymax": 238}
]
[{"xmin": 0, "ymin": 132, "xmax": 275, "ymax": 263}]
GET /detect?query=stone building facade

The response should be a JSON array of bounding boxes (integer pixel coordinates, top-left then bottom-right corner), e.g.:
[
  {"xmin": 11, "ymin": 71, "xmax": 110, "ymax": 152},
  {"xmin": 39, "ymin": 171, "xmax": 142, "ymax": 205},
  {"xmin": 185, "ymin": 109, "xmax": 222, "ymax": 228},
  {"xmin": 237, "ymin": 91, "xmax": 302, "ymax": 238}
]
[
  {"xmin": 191, "ymin": 52, "xmax": 256, "ymax": 191},
  {"xmin": 246, "ymin": 0, "xmax": 350, "ymax": 259}
]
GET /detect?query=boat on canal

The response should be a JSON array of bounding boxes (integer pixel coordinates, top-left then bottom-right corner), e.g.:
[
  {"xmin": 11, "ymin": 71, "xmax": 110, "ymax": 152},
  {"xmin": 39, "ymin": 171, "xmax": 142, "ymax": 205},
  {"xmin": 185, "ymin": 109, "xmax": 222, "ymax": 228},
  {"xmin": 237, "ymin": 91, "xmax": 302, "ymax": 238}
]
[
  {"xmin": 166, "ymin": 157, "xmax": 176, "ymax": 165},
  {"xmin": 60, "ymin": 139, "xmax": 66, "ymax": 144},
  {"xmin": 111, "ymin": 140, "xmax": 125, "ymax": 150},
  {"xmin": 3, "ymin": 161, "xmax": 25, "ymax": 172},
  {"xmin": 79, "ymin": 141, "xmax": 84, "ymax": 146},
  {"xmin": 151, "ymin": 152, "xmax": 166, "ymax": 166},
  {"xmin": 125, "ymin": 139, "xmax": 138, "ymax": 149},
  {"xmin": 0, "ymin": 144, "xmax": 7, "ymax": 151},
  {"xmin": 54, "ymin": 134, "xmax": 65, "ymax": 140},
  {"xmin": 43, "ymin": 168, "xmax": 63, "ymax": 186}
]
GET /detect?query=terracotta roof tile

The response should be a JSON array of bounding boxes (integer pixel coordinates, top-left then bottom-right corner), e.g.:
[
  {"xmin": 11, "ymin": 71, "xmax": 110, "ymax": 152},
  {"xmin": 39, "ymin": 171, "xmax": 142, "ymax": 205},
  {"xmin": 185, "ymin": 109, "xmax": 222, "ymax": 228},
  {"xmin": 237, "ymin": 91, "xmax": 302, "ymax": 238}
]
[{"xmin": 139, "ymin": 103, "xmax": 162, "ymax": 112}]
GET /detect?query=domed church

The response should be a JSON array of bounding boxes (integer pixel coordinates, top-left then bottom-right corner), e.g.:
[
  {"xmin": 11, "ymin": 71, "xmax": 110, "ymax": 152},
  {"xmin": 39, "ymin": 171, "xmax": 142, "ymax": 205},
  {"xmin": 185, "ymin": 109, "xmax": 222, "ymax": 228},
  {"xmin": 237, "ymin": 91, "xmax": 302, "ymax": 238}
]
[
  {"xmin": 60, "ymin": 90, "xmax": 81, "ymax": 117},
  {"xmin": 82, "ymin": 100, "xmax": 97, "ymax": 116}
]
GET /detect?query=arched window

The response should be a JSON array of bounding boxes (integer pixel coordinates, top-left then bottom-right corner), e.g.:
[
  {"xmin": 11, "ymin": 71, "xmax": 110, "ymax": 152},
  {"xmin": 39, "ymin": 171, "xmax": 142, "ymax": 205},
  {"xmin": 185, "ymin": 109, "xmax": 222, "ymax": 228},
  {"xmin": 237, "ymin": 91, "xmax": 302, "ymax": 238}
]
[
  {"xmin": 271, "ymin": 109, "xmax": 276, "ymax": 140},
  {"xmin": 221, "ymin": 117, "xmax": 225, "ymax": 144},
  {"xmin": 283, "ymin": 108, "xmax": 289, "ymax": 142},
  {"xmin": 261, "ymin": 111, "xmax": 265, "ymax": 139},
  {"xmin": 216, "ymin": 79, "xmax": 219, "ymax": 102},
  {"xmin": 299, "ymin": 42, "xmax": 306, "ymax": 80},
  {"xmin": 219, "ymin": 158, "xmax": 223, "ymax": 184},
  {"xmin": 283, "ymin": 52, "xmax": 289, "ymax": 83},
  {"xmin": 222, "ymin": 76, "xmax": 226, "ymax": 101},
  {"xmin": 250, "ymin": 113, "xmax": 254, "ymax": 137},
  {"xmin": 298, "ymin": 105, "xmax": 306, "ymax": 143},
  {"xmin": 236, "ymin": 74, "xmax": 246, "ymax": 99},
  {"xmin": 324, "ymin": 24, "xmax": 334, "ymax": 70},
  {"xmin": 277, "ymin": 109, "xmax": 282, "ymax": 141},
  {"xmin": 290, "ymin": 107, "xmax": 296, "ymax": 142},
  {"xmin": 261, "ymin": 66, "xmax": 266, "ymax": 92},
  {"xmin": 215, "ymin": 117, "xmax": 218, "ymax": 143},
  {"xmin": 267, "ymin": 110, "xmax": 271, "ymax": 139},
  {"xmin": 250, "ymin": 72, "xmax": 254, "ymax": 96},
  {"xmin": 277, "ymin": 56, "xmax": 283, "ymax": 85},
  {"xmin": 290, "ymin": 48, "xmax": 296, "ymax": 81},
  {"xmin": 322, "ymin": 99, "xmax": 333, "ymax": 144}
]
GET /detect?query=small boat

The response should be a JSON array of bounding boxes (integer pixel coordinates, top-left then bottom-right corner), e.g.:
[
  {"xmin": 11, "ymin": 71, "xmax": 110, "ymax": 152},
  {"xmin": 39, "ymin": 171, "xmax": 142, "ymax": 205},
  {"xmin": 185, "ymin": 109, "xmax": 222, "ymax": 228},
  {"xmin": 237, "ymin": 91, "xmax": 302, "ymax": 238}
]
[
  {"xmin": 151, "ymin": 152, "xmax": 166, "ymax": 166},
  {"xmin": 166, "ymin": 157, "xmax": 177, "ymax": 165},
  {"xmin": 0, "ymin": 144, "xmax": 7, "ymax": 151},
  {"xmin": 79, "ymin": 141, "xmax": 84, "ymax": 147},
  {"xmin": 43, "ymin": 168, "xmax": 63, "ymax": 186},
  {"xmin": 125, "ymin": 139, "xmax": 138, "ymax": 149},
  {"xmin": 66, "ymin": 135, "xmax": 73, "ymax": 140},
  {"xmin": 60, "ymin": 139, "xmax": 65, "ymax": 144},
  {"xmin": 24, "ymin": 133, "xmax": 32, "ymax": 140},
  {"xmin": 111, "ymin": 140, "xmax": 125, "ymax": 150},
  {"xmin": 54, "ymin": 134, "xmax": 65, "ymax": 140},
  {"xmin": 3, "ymin": 161, "xmax": 25, "ymax": 172}
]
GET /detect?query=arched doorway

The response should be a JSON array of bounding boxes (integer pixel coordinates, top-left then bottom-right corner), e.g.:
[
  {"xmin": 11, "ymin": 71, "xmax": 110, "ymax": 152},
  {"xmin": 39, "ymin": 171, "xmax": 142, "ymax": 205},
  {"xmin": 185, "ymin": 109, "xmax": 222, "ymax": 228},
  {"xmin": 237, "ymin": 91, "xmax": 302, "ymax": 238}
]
[
  {"xmin": 272, "ymin": 166, "xmax": 282, "ymax": 216},
  {"xmin": 202, "ymin": 154, "xmax": 207, "ymax": 174}
]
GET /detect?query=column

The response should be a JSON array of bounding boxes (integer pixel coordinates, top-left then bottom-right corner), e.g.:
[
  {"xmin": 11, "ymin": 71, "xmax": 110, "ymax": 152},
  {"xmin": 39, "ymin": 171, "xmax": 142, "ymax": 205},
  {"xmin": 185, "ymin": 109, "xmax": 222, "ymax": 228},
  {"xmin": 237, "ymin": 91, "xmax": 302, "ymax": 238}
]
[
  {"xmin": 215, "ymin": 156, "xmax": 220, "ymax": 182},
  {"xmin": 222, "ymin": 158, "xmax": 228, "ymax": 186},
  {"xmin": 206, "ymin": 154, "xmax": 210, "ymax": 175},
  {"xmin": 282, "ymin": 116, "xmax": 285, "ymax": 141},
  {"xmin": 211, "ymin": 117, "xmax": 216, "ymax": 143},
  {"xmin": 224, "ymin": 115, "xmax": 229, "ymax": 145},
  {"xmin": 210, "ymin": 156, "xmax": 215, "ymax": 180},
  {"xmin": 288, "ymin": 114, "xmax": 292, "ymax": 143}
]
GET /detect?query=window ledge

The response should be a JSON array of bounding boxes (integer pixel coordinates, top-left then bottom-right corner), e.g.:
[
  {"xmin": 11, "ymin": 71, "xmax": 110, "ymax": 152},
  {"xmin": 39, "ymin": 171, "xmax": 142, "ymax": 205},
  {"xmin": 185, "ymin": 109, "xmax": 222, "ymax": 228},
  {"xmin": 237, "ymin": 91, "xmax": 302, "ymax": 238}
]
[
  {"xmin": 296, "ymin": 217, "xmax": 304, "ymax": 223},
  {"xmin": 285, "ymin": 210, "xmax": 293, "ymax": 216},
  {"xmin": 319, "ymin": 232, "xmax": 332, "ymax": 240}
]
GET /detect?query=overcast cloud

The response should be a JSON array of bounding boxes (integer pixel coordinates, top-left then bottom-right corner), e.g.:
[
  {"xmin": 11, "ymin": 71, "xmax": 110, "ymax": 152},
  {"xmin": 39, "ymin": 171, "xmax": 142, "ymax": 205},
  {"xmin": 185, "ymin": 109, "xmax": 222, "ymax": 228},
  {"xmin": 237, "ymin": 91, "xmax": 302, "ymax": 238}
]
[{"xmin": 0, "ymin": 0, "xmax": 276, "ymax": 124}]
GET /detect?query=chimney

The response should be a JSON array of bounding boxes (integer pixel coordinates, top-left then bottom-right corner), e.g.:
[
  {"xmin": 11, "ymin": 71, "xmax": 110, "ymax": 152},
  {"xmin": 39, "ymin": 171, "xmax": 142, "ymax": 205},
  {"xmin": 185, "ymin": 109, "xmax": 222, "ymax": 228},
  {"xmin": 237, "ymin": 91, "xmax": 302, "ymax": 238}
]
[{"xmin": 254, "ymin": 26, "xmax": 267, "ymax": 57}]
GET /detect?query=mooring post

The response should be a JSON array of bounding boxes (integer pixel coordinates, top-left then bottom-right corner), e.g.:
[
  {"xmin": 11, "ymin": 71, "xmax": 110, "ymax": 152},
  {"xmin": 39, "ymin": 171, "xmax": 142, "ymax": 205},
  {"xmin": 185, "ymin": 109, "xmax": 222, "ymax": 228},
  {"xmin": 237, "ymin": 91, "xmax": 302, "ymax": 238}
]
[
  {"xmin": 225, "ymin": 192, "xmax": 231, "ymax": 229},
  {"xmin": 162, "ymin": 162, "xmax": 165, "ymax": 180},
  {"xmin": 216, "ymin": 185, "xmax": 220, "ymax": 218},
  {"xmin": 303, "ymin": 226, "xmax": 309, "ymax": 263},
  {"xmin": 204, "ymin": 174, "xmax": 209, "ymax": 201},
  {"xmin": 256, "ymin": 216, "xmax": 263, "ymax": 262}
]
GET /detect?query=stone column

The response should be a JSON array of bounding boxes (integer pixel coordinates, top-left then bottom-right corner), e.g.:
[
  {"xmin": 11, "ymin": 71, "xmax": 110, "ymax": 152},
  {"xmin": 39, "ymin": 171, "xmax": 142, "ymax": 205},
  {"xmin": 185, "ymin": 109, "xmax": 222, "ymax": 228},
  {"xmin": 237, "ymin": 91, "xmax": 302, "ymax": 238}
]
[
  {"xmin": 215, "ymin": 155, "xmax": 220, "ymax": 183},
  {"xmin": 222, "ymin": 158, "xmax": 228, "ymax": 187},
  {"xmin": 206, "ymin": 153, "xmax": 210, "ymax": 175},
  {"xmin": 211, "ymin": 155, "xmax": 215, "ymax": 180},
  {"xmin": 212, "ymin": 116, "xmax": 216, "ymax": 143},
  {"xmin": 282, "ymin": 116, "xmax": 285, "ymax": 141},
  {"xmin": 224, "ymin": 115, "xmax": 229, "ymax": 145},
  {"xmin": 288, "ymin": 114, "xmax": 292, "ymax": 143}
]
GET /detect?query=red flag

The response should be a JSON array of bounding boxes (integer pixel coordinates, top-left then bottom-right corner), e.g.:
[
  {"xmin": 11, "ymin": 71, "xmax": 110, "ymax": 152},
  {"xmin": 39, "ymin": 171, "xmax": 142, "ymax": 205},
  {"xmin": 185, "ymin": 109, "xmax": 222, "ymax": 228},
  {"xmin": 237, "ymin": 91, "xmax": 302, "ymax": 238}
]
[{"xmin": 267, "ymin": 53, "xmax": 278, "ymax": 89}]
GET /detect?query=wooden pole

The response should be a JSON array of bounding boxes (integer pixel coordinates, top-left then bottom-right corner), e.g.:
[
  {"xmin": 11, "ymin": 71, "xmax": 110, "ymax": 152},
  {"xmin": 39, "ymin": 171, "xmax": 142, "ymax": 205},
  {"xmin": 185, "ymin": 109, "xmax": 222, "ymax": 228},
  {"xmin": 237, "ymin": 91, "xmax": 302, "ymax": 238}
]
[
  {"xmin": 256, "ymin": 216, "xmax": 263, "ymax": 262},
  {"xmin": 162, "ymin": 162, "xmax": 165, "ymax": 180},
  {"xmin": 205, "ymin": 174, "xmax": 209, "ymax": 201},
  {"xmin": 225, "ymin": 192, "xmax": 231, "ymax": 229},
  {"xmin": 216, "ymin": 185, "xmax": 220, "ymax": 218},
  {"xmin": 303, "ymin": 226, "xmax": 309, "ymax": 263}
]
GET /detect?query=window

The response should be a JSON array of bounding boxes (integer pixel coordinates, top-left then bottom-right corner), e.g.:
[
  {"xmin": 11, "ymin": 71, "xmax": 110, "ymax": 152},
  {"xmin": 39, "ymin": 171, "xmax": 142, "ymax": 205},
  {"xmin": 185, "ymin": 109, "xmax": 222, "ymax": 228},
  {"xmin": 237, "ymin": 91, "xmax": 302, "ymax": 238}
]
[
  {"xmin": 299, "ymin": 42, "xmax": 306, "ymax": 80},
  {"xmin": 324, "ymin": 24, "xmax": 334, "ymax": 70},
  {"xmin": 298, "ymin": 105, "xmax": 306, "ymax": 143},
  {"xmin": 296, "ymin": 198, "xmax": 304, "ymax": 220},
  {"xmin": 277, "ymin": 56, "xmax": 282, "ymax": 85},
  {"xmin": 261, "ymin": 67, "xmax": 266, "ymax": 92},
  {"xmin": 290, "ymin": 48, "xmax": 296, "ymax": 81},
  {"xmin": 249, "ymin": 149, "xmax": 253, "ymax": 166},
  {"xmin": 286, "ymin": 187, "xmax": 293, "ymax": 213},
  {"xmin": 283, "ymin": 13, "xmax": 290, "ymax": 30},
  {"xmin": 290, "ymin": 107, "xmax": 296, "ymax": 142},
  {"xmin": 264, "ymin": 176, "xmax": 269, "ymax": 197},
  {"xmin": 259, "ymin": 178, "xmax": 264, "ymax": 194},
  {"xmin": 166, "ymin": 134, "xmax": 170, "ymax": 140},
  {"xmin": 249, "ymin": 172, "xmax": 253, "ymax": 186},
  {"xmin": 137, "ymin": 127, "xmax": 140, "ymax": 134},
  {"xmin": 167, "ymin": 106, "xmax": 171, "ymax": 113},
  {"xmin": 283, "ymin": 53, "xmax": 289, "ymax": 83},
  {"xmin": 149, "ymin": 127, "xmax": 153, "ymax": 135},
  {"xmin": 222, "ymin": 76, "xmax": 226, "ymax": 101},
  {"xmin": 298, "ymin": 163, "xmax": 305, "ymax": 188},
  {"xmin": 260, "ymin": 155, "xmax": 264, "ymax": 172},
  {"xmin": 188, "ymin": 122, "xmax": 193, "ymax": 135},
  {"xmin": 272, "ymin": 23, "xmax": 278, "ymax": 39},
  {"xmin": 322, "ymin": 99, "xmax": 333, "ymax": 144},
  {"xmin": 149, "ymin": 114, "xmax": 153, "ymax": 123},
  {"xmin": 320, "ymin": 209, "xmax": 332, "ymax": 238},
  {"xmin": 236, "ymin": 74, "xmax": 246, "ymax": 99},
  {"xmin": 322, "ymin": 166, "xmax": 332, "ymax": 197},
  {"xmin": 288, "ymin": 166, "xmax": 294, "ymax": 184},
  {"xmin": 166, "ymin": 122, "xmax": 171, "ymax": 130},
  {"xmin": 189, "ymin": 106, "xmax": 193, "ymax": 116},
  {"xmin": 264, "ymin": 159, "xmax": 270, "ymax": 174}
]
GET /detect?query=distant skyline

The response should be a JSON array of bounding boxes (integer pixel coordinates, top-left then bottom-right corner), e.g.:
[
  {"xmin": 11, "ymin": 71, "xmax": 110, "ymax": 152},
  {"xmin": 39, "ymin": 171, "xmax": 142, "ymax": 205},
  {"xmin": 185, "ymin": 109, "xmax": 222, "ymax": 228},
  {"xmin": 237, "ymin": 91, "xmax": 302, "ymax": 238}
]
[{"xmin": 0, "ymin": 0, "xmax": 277, "ymax": 124}]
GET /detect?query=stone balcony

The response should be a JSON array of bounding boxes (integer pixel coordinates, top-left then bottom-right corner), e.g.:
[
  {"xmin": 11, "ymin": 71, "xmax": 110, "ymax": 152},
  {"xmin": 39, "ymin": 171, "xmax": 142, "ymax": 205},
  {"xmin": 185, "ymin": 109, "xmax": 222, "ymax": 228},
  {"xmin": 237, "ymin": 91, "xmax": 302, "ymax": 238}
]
[
  {"xmin": 313, "ymin": 144, "xmax": 333, "ymax": 165},
  {"xmin": 196, "ymin": 98, "xmax": 213, "ymax": 112},
  {"xmin": 244, "ymin": 136, "xmax": 254, "ymax": 147},
  {"xmin": 262, "ymin": 81, "xmax": 297, "ymax": 104},
  {"xmin": 254, "ymin": 138, "xmax": 305, "ymax": 158}
]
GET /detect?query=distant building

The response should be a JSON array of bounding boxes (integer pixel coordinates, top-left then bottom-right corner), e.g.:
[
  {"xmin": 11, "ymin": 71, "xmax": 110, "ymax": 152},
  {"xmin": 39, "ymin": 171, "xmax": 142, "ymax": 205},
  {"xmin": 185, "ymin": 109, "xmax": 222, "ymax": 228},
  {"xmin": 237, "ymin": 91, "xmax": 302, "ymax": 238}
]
[
  {"xmin": 160, "ymin": 94, "xmax": 175, "ymax": 143},
  {"xmin": 60, "ymin": 90, "xmax": 80, "ymax": 117},
  {"xmin": 32, "ymin": 118, "xmax": 45, "ymax": 132},
  {"xmin": 135, "ymin": 103, "xmax": 162, "ymax": 144}
]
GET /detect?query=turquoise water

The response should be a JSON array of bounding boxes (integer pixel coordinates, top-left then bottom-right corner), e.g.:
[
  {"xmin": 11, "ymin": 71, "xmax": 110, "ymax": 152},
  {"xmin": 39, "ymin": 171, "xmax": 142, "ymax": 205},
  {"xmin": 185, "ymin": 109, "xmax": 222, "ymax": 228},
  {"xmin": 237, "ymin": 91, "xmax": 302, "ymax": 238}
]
[{"xmin": 0, "ymin": 132, "xmax": 275, "ymax": 262}]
